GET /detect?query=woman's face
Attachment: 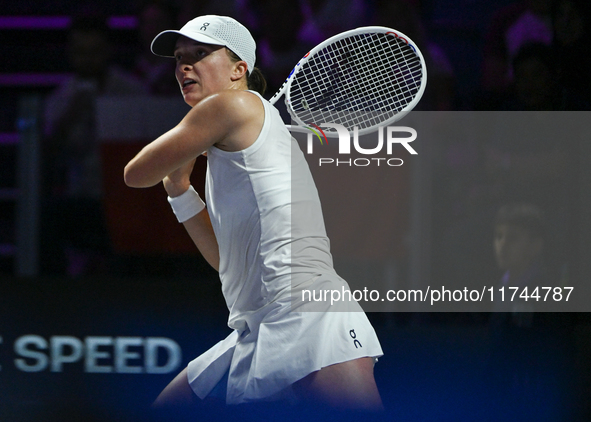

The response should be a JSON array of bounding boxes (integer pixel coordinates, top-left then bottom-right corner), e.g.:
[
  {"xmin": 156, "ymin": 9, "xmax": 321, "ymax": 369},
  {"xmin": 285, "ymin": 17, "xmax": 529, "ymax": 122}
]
[{"xmin": 173, "ymin": 36, "xmax": 237, "ymax": 106}]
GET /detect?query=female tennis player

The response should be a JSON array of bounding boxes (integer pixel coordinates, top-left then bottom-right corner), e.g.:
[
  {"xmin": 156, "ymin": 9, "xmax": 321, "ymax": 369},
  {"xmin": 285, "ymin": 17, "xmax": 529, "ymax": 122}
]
[{"xmin": 124, "ymin": 15, "xmax": 383, "ymax": 411}]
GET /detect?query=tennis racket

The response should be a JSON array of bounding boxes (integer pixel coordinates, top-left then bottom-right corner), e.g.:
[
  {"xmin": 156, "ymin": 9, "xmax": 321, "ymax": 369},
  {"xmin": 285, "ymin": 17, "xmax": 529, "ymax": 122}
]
[{"xmin": 269, "ymin": 26, "xmax": 427, "ymax": 137}]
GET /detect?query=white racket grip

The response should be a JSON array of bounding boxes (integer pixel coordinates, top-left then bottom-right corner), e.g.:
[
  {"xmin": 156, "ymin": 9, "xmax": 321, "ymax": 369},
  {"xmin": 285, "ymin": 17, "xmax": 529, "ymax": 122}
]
[
  {"xmin": 167, "ymin": 185, "xmax": 206, "ymax": 223},
  {"xmin": 285, "ymin": 125, "xmax": 311, "ymax": 133}
]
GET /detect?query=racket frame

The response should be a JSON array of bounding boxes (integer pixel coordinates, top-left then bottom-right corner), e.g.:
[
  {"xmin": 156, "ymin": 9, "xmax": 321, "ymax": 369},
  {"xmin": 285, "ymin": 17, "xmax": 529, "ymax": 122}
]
[{"xmin": 270, "ymin": 26, "xmax": 427, "ymax": 137}]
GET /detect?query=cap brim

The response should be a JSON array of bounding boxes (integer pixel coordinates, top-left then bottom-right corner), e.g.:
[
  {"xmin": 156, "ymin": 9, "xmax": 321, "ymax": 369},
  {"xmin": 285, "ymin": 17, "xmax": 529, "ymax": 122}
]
[{"xmin": 151, "ymin": 30, "xmax": 224, "ymax": 57}]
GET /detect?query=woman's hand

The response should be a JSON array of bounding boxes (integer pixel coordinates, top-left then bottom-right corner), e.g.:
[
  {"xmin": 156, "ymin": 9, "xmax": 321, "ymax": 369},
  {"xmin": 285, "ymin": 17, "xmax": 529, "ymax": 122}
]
[{"xmin": 163, "ymin": 158, "xmax": 196, "ymax": 198}]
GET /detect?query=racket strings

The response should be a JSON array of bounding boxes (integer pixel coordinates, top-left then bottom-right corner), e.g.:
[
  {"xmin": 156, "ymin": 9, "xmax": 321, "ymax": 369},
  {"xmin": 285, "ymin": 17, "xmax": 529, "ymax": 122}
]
[
  {"xmin": 289, "ymin": 32, "xmax": 424, "ymax": 133},
  {"xmin": 328, "ymin": 35, "xmax": 419, "ymax": 114}
]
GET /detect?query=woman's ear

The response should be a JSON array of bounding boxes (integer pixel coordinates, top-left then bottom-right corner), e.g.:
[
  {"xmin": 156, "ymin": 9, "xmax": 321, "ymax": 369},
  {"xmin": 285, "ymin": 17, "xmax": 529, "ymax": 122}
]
[{"xmin": 230, "ymin": 60, "xmax": 248, "ymax": 81}]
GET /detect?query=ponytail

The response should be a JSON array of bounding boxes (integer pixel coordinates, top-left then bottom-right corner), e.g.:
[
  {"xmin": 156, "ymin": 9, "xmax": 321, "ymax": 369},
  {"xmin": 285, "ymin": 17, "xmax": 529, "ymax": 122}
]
[{"xmin": 247, "ymin": 67, "xmax": 267, "ymax": 96}]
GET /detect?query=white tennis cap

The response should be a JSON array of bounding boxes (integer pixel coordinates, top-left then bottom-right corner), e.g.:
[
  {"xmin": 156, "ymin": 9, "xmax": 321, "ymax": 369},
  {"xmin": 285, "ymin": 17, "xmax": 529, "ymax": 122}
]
[{"xmin": 151, "ymin": 15, "xmax": 256, "ymax": 74}]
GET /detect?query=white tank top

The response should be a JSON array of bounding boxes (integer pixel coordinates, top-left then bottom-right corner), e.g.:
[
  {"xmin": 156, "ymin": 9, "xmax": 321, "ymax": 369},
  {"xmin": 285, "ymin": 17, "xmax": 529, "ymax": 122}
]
[{"xmin": 205, "ymin": 91, "xmax": 335, "ymax": 332}]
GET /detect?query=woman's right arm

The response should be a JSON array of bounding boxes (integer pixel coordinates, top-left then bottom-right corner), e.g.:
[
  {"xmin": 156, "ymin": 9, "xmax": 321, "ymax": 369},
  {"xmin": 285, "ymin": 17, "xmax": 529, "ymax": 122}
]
[
  {"xmin": 123, "ymin": 90, "xmax": 258, "ymax": 188},
  {"xmin": 124, "ymin": 89, "xmax": 263, "ymax": 270}
]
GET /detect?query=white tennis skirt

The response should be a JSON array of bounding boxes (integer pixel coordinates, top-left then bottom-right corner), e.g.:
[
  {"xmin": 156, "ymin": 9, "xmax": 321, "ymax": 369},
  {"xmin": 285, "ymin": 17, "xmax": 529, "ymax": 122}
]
[{"xmin": 186, "ymin": 274, "xmax": 383, "ymax": 404}]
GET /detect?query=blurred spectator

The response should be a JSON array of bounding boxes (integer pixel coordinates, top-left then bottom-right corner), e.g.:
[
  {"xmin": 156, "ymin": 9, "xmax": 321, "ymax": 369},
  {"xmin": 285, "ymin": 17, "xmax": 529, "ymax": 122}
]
[
  {"xmin": 486, "ymin": 203, "xmax": 575, "ymax": 418},
  {"xmin": 551, "ymin": 0, "xmax": 591, "ymax": 104},
  {"xmin": 253, "ymin": 0, "xmax": 313, "ymax": 96},
  {"xmin": 501, "ymin": 42, "xmax": 589, "ymax": 110},
  {"xmin": 433, "ymin": 107, "xmax": 577, "ymax": 303},
  {"xmin": 133, "ymin": 0, "xmax": 180, "ymax": 96},
  {"xmin": 42, "ymin": 15, "xmax": 144, "ymax": 277},
  {"xmin": 298, "ymin": 0, "xmax": 371, "ymax": 44},
  {"xmin": 176, "ymin": 0, "xmax": 237, "ymax": 27},
  {"xmin": 481, "ymin": 0, "xmax": 553, "ymax": 96},
  {"xmin": 371, "ymin": 0, "xmax": 456, "ymax": 110},
  {"xmin": 493, "ymin": 203, "xmax": 549, "ymax": 296}
]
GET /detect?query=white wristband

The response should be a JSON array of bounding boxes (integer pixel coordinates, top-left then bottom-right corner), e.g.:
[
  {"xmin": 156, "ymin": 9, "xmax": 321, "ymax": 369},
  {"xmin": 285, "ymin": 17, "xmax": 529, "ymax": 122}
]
[{"xmin": 167, "ymin": 185, "xmax": 206, "ymax": 223}]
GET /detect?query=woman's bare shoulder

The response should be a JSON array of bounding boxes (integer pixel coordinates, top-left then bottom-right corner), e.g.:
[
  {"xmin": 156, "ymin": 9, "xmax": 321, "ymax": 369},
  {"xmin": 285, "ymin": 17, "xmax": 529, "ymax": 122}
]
[
  {"xmin": 213, "ymin": 89, "xmax": 263, "ymax": 117},
  {"xmin": 185, "ymin": 90, "xmax": 264, "ymax": 151},
  {"xmin": 186, "ymin": 89, "xmax": 263, "ymax": 124}
]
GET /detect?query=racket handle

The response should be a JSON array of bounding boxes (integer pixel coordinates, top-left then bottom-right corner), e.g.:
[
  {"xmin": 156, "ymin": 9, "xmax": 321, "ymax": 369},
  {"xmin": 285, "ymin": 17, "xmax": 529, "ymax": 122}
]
[{"xmin": 285, "ymin": 125, "xmax": 311, "ymax": 134}]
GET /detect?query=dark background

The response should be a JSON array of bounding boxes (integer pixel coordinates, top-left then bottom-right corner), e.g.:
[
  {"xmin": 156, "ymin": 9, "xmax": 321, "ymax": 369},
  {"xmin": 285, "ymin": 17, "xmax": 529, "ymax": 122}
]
[{"xmin": 1, "ymin": 0, "xmax": 590, "ymax": 420}]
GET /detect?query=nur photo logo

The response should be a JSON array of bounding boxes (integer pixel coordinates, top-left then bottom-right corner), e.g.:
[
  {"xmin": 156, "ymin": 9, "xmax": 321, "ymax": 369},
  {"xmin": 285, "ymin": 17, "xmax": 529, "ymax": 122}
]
[{"xmin": 300, "ymin": 123, "xmax": 418, "ymax": 167}]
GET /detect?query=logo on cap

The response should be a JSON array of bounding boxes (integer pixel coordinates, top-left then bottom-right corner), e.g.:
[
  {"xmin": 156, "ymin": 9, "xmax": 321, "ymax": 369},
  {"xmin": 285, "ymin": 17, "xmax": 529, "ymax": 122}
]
[{"xmin": 200, "ymin": 22, "xmax": 209, "ymax": 31}]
